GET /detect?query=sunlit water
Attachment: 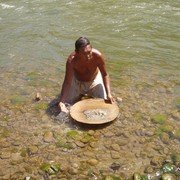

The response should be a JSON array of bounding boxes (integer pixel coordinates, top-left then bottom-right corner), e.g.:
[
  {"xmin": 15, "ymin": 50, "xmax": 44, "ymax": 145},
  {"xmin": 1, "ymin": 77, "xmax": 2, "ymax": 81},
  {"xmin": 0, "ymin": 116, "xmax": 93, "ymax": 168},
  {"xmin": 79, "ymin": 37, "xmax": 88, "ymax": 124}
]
[{"xmin": 0, "ymin": 0, "xmax": 180, "ymax": 178}]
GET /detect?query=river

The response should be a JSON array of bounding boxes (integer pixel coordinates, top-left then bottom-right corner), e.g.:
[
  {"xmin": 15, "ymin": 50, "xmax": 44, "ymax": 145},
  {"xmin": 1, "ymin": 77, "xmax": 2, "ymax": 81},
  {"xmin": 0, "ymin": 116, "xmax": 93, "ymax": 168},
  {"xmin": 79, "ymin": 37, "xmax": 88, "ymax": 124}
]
[{"xmin": 0, "ymin": 0, "xmax": 179, "ymax": 179}]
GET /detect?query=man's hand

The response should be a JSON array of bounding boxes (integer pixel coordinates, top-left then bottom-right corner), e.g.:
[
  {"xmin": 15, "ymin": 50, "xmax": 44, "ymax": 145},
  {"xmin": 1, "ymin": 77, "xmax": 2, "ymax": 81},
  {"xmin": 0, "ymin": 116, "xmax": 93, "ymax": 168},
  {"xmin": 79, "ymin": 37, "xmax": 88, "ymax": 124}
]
[
  {"xmin": 58, "ymin": 102, "xmax": 69, "ymax": 113},
  {"xmin": 107, "ymin": 94, "xmax": 116, "ymax": 104}
]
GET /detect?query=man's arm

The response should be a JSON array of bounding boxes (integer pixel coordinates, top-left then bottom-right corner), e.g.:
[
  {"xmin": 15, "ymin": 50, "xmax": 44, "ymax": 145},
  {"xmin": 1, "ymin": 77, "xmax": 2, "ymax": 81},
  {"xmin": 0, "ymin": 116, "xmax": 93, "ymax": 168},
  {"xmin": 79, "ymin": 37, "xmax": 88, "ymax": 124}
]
[
  {"xmin": 96, "ymin": 53, "xmax": 115, "ymax": 103},
  {"xmin": 59, "ymin": 55, "xmax": 74, "ymax": 111}
]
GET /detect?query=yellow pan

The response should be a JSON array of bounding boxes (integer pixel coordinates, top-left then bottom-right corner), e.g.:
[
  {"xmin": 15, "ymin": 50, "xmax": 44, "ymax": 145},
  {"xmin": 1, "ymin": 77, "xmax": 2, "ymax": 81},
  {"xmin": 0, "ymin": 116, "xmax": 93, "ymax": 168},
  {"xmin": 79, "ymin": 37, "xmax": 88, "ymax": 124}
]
[{"xmin": 70, "ymin": 98, "xmax": 119, "ymax": 124}]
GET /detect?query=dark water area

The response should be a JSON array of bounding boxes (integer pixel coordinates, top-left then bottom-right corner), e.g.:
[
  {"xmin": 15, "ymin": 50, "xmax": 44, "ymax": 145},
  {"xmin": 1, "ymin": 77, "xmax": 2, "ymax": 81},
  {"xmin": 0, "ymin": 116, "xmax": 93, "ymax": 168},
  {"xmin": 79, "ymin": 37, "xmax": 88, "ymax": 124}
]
[{"xmin": 0, "ymin": 0, "xmax": 179, "ymax": 179}]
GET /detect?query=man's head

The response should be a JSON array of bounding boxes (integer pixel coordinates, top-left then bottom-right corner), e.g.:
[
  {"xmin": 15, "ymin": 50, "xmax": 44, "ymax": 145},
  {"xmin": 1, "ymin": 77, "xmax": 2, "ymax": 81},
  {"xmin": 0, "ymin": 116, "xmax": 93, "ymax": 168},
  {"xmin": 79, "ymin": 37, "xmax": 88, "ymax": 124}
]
[{"xmin": 75, "ymin": 37, "xmax": 90, "ymax": 51}]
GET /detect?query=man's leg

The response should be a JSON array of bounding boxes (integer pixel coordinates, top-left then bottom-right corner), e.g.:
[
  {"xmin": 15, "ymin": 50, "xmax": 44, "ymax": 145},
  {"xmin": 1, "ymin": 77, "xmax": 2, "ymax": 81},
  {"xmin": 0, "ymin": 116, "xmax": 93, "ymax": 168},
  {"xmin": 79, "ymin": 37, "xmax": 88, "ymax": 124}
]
[{"xmin": 88, "ymin": 71, "xmax": 107, "ymax": 99}]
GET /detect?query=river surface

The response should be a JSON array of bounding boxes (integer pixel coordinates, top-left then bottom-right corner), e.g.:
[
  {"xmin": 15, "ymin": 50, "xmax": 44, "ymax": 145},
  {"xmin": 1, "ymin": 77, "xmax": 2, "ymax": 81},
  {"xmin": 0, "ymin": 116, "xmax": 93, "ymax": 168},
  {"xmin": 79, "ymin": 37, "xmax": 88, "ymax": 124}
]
[{"xmin": 0, "ymin": 0, "xmax": 180, "ymax": 179}]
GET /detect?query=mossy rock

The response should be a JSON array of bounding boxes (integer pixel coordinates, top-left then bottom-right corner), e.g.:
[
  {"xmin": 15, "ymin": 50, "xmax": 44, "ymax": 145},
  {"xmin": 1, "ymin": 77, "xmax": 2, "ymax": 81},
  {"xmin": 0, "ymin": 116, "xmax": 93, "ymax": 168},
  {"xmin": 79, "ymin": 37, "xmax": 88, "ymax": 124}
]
[
  {"xmin": 34, "ymin": 102, "xmax": 48, "ymax": 111},
  {"xmin": 40, "ymin": 162, "xmax": 60, "ymax": 175},
  {"xmin": 172, "ymin": 129, "xmax": 180, "ymax": 139},
  {"xmin": 10, "ymin": 95, "xmax": 27, "ymax": 105},
  {"xmin": 152, "ymin": 114, "xmax": 167, "ymax": 124},
  {"xmin": 66, "ymin": 130, "xmax": 79, "ymax": 139},
  {"xmin": 20, "ymin": 148, "xmax": 28, "ymax": 157},
  {"xmin": 133, "ymin": 111, "xmax": 143, "ymax": 121},
  {"xmin": 56, "ymin": 140, "xmax": 74, "ymax": 149},
  {"xmin": 26, "ymin": 71, "xmax": 39, "ymax": 80},
  {"xmin": 171, "ymin": 153, "xmax": 180, "ymax": 164},
  {"xmin": 160, "ymin": 173, "xmax": 176, "ymax": 180},
  {"xmin": 174, "ymin": 98, "xmax": 180, "ymax": 109},
  {"xmin": 159, "ymin": 124, "xmax": 174, "ymax": 133},
  {"xmin": 161, "ymin": 163, "xmax": 175, "ymax": 173},
  {"xmin": 2, "ymin": 116, "xmax": 10, "ymax": 122},
  {"xmin": 81, "ymin": 133, "xmax": 93, "ymax": 143},
  {"xmin": 105, "ymin": 174, "xmax": 121, "ymax": 180},
  {"xmin": 0, "ymin": 128, "xmax": 11, "ymax": 138},
  {"xmin": 133, "ymin": 173, "xmax": 149, "ymax": 180}
]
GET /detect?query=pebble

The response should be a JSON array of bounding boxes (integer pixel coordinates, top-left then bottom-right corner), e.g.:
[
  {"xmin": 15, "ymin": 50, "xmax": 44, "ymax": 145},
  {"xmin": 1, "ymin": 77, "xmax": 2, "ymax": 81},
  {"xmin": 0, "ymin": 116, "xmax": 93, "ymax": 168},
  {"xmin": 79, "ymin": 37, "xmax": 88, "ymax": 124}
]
[
  {"xmin": 144, "ymin": 165, "xmax": 154, "ymax": 173},
  {"xmin": 87, "ymin": 158, "xmax": 98, "ymax": 166},
  {"xmin": 12, "ymin": 141, "xmax": 21, "ymax": 146},
  {"xmin": 110, "ymin": 151, "xmax": 120, "ymax": 159},
  {"xmin": 83, "ymin": 151, "xmax": 94, "ymax": 157},
  {"xmin": 161, "ymin": 173, "xmax": 176, "ymax": 180},
  {"xmin": 75, "ymin": 141, "xmax": 85, "ymax": 148},
  {"xmin": 104, "ymin": 131, "xmax": 114, "ymax": 137},
  {"xmin": 111, "ymin": 144, "xmax": 120, "ymax": 151},
  {"xmin": 0, "ymin": 152, "xmax": 11, "ymax": 159},
  {"xmin": 68, "ymin": 167, "xmax": 78, "ymax": 175},
  {"xmin": 43, "ymin": 131, "xmax": 54, "ymax": 143},
  {"xmin": 28, "ymin": 145, "xmax": 39, "ymax": 155},
  {"xmin": 161, "ymin": 133, "xmax": 170, "ymax": 144},
  {"xmin": 117, "ymin": 139, "xmax": 128, "ymax": 146},
  {"xmin": 150, "ymin": 156, "xmax": 163, "ymax": 166}
]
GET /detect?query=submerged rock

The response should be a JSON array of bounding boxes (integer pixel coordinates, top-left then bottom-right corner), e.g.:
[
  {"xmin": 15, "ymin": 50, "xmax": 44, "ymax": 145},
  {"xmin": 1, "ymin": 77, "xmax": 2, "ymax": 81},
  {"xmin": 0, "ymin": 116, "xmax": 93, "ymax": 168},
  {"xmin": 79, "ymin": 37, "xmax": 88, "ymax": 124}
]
[
  {"xmin": 87, "ymin": 158, "xmax": 98, "ymax": 166},
  {"xmin": 43, "ymin": 131, "xmax": 54, "ymax": 143},
  {"xmin": 161, "ymin": 173, "xmax": 176, "ymax": 180}
]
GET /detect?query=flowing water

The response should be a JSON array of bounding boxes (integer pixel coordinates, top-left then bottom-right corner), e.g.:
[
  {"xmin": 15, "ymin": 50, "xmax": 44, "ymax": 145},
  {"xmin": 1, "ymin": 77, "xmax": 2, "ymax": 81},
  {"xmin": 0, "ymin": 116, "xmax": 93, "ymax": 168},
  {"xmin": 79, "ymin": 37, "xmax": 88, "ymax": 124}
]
[{"xmin": 0, "ymin": 0, "xmax": 180, "ymax": 179}]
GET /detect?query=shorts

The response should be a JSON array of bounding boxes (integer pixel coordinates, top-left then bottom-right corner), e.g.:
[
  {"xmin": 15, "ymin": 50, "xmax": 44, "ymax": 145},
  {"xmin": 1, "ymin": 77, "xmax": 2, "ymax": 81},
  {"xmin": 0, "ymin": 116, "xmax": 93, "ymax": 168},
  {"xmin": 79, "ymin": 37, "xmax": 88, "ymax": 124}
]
[{"xmin": 66, "ymin": 70, "xmax": 107, "ymax": 104}]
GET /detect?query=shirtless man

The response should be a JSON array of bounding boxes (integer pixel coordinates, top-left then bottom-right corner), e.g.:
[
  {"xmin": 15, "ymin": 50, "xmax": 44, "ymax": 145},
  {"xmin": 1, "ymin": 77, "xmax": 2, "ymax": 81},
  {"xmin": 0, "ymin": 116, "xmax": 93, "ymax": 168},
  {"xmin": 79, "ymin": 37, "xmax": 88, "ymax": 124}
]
[{"xmin": 59, "ymin": 37, "xmax": 115, "ymax": 113}]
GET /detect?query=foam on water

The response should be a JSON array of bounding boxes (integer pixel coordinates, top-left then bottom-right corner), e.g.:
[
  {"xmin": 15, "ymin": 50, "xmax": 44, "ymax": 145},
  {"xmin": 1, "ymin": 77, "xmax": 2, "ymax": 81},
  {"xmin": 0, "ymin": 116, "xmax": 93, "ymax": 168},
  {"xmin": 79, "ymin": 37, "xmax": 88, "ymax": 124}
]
[{"xmin": 0, "ymin": 3, "xmax": 15, "ymax": 9}]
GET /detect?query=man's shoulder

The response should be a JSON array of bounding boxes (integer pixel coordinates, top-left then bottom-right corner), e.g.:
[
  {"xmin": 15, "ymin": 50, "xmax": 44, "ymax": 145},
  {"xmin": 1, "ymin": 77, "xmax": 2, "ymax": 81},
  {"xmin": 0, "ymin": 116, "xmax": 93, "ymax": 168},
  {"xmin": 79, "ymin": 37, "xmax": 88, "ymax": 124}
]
[
  {"xmin": 67, "ymin": 52, "xmax": 76, "ymax": 63},
  {"xmin": 92, "ymin": 48, "xmax": 102, "ymax": 57}
]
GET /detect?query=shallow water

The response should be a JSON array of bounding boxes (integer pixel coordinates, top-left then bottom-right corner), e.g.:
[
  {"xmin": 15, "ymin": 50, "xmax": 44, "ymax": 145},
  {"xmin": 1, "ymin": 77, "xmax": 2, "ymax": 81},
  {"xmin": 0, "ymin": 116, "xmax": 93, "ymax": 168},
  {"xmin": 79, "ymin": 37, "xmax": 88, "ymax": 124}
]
[{"xmin": 0, "ymin": 0, "xmax": 180, "ymax": 179}]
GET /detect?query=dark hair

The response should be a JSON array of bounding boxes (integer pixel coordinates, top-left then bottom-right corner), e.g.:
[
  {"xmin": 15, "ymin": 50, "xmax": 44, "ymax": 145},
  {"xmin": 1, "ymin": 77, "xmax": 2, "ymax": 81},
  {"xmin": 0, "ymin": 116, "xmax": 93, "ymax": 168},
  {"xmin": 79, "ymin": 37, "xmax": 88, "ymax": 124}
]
[{"xmin": 75, "ymin": 37, "xmax": 90, "ymax": 51}]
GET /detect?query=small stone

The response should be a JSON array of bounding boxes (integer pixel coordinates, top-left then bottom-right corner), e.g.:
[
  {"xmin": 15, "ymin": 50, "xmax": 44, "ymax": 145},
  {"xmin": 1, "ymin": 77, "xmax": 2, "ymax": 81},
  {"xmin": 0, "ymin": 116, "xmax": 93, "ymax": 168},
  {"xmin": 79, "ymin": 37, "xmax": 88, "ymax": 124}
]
[
  {"xmin": 111, "ymin": 144, "xmax": 120, "ymax": 151},
  {"xmin": 161, "ymin": 133, "xmax": 170, "ymax": 144},
  {"xmin": 151, "ymin": 156, "xmax": 163, "ymax": 166},
  {"xmin": 104, "ymin": 131, "xmax": 114, "ymax": 137},
  {"xmin": 88, "ymin": 130, "xmax": 95, "ymax": 136},
  {"xmin": 28, "ymin": 145, "xmax": 39, "ymax": 155},
  {"xmin": 11, "ymin": 153, "xmax": 22, "ymax": 162},
  {"xmin": 0, "ymin": 152, "xmax": 11, "ymax": 159},
  {"xmin": 87, "ymin": 159, "xmax": 98, "ymax": 166},
  {"xmin": 12, "ymin": 141, "xmax": 21, "ymax": 146},
  {"xmin": 83, "ymin": 151, "xmax": 94, "ymax": 157},
  {"xmin": 117, "ymin": 97, "xmax": 123, "ymax": 103},
  {"xmin": 117, "ymin": 139, "xmax": 128, "ymax": 146},
  {"xmin": 89, "ymin": 142, "xmax": 96, "ymax": 148},
  {"xmin": 43, "ymin": 131, "xmax": 54, "ymax": 143},
  {"xmin": 161, "ymin": 173, "xmax": 176, "ymax": 180},
  {"xmin": 35, "ymin": 92, "xmax": 41, "ymax": 101},
  {"xmin": 111, "ymin": 151, "xmax": 120, "ymax": 159},
  {"xmin": 68, "ymin": 167, "xmax": 78, "ymax": 175},
  {"xmin": 75, "ymin": 141, "xmax": 85, "ymax": 148},
  {"xmin": 144, "ymin": 165, "xmax": 154, "ymax": 174}
]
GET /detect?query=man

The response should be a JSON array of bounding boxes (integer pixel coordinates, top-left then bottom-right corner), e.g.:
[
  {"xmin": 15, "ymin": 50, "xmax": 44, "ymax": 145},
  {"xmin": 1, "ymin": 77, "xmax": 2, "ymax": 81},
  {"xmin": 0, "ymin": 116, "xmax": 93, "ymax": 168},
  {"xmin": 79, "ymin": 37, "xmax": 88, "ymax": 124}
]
[{"xmin": 59, "ymin": 37, "xmax": 115, "ymax": 113}]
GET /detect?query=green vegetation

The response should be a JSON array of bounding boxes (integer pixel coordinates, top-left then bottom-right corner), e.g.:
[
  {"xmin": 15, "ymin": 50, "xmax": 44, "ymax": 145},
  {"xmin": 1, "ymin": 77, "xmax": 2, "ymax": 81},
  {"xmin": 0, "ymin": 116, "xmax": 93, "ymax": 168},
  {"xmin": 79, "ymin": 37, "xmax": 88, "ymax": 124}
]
[
  {"xmin": 26, "ymin": 71, "xmax": 39, "ymax": 81},
  {"xmin": 174, "ymin": 98, "xmax": 180, "ymax": 109},
  {"xmin": 40, "ymin": 162, "xmax": 60, "ymax": 175},
  {"xmin": 66, "ymin": 130, "xmax": 79, "ymax": 139},
  {"xmin": 10, "ymin": 95, "xmax": 27, "ymax": 105},
  {"xmin": 56, "ymin": 140, "xmax": 74, "ymax": 149},
  {"xmin": 161, "ymin": 163, "xmax": 175, "ymax": 174},
  {"xmin": 20, "ymin": 148, "xmax": 28, "ymax": 157},
  {"xmin": 34, "ymin": 102, "xmax": 48, "ymax": 111},
  {"xmin": 81, "ymin": 132, "xmax": 93, "ymax": 143},
  {"xmin": 151, "ymin": 114, "xmax": 167, "ymax": 124}
]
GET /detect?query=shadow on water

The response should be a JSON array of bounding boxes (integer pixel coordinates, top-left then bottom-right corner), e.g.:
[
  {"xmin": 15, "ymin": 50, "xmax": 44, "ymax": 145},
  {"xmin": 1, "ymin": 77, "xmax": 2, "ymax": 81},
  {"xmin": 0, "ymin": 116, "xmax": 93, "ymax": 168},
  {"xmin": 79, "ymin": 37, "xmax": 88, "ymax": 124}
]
[{"xmin": 46, "ymin": 95, "xmax": 114, "ymax": 130}]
